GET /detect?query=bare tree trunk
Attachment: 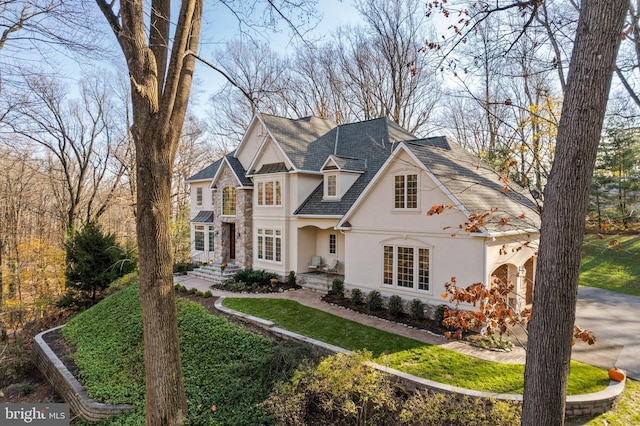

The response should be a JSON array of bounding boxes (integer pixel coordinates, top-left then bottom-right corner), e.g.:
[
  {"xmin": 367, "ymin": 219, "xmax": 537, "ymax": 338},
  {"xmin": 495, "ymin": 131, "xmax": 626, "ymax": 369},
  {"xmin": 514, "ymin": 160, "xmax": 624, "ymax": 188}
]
[
  {"xmin": 522, "ymin": 1, "xmax": 627, "ymax": 425},
  {"xmin": 137, "ymin": 125, "xmax": 187, "ymax": 425},
  {"xmin": 96, "ymin": 0, "xmax": 203, "ymax": 423}
]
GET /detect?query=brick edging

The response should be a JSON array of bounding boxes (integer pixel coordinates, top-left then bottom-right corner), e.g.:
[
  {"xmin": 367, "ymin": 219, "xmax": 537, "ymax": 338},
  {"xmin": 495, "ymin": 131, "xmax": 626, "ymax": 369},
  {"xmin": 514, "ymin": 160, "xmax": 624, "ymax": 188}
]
[
  {"xmin": 33, "ymin": 326, "xmax": 134, "ymax": 422},
  {"xmin": 215, "ymin": 297, "xmax": 625, "ymax": 419}
]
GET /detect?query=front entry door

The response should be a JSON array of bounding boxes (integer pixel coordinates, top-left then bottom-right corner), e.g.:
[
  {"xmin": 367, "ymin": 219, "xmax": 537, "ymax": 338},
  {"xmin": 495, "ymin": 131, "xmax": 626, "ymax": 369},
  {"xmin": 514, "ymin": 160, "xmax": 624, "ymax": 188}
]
[{"xmin": 229, "ymin": 223, "xmax": 236, "ymax": 261}]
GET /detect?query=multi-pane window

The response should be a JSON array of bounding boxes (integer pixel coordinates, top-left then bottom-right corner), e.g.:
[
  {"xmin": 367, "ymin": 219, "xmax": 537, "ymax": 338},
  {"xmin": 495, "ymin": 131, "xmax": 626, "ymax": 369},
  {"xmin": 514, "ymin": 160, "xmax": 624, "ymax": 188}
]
[
  {"xmin": 194, "ymin": 225, "xmax": 204, "ymax": 250},
  {"xmin": 397, "ymin": 247, "xmax": 414, "ymax": 288},
  {"xmin": 257, "ymin": 180, "xmax": 282, "ymax": 206},
  {"xmin": 257, "ymin": 229, "xmax": 282, "ymax": 262},
  {"xmin": 418, "ymin": 248, "xmax": 430, "ymax": 290},
  {"xmin": 383, "ymin": 245, "xmax": 430, "ymax": 291},
  {"xmin": 327, "ymin": 175, "xmax": 337, "ymax": 197},
  {"xmin": 208, "ymin": 227, "xmax": 215, "ymax": 251},
  {"xmin": 222, "ymin": 186, "xmax": 236, "ymax": 215},
  {"xmin": 196, "ymin": 187, "xmax": 203, "ymax": 206},
  {"xmin": 383, "ymin": 246, "xmax": 394, "ymax": 285},
  {"xmin": 394, "ymin": 174, "xmax": 418, "ymax": 209},
  {"xmin": 265, "ymin": 230, "xmax": 274, "ymax": 260},
  {"xmin": 329, "ymin": 234, "xmax": 337, "ymax": 254},
  {"xmin": 275, "ymin": 235, "xmax": 281, "ymax": 262}
]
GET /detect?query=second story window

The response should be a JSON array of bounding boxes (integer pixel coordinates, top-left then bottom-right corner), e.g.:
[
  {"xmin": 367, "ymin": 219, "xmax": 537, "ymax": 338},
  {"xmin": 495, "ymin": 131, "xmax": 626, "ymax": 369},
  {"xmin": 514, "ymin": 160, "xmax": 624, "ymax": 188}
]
[
  {"xmin": 222, "ymin": 186, "xmax": 236, "ymax": 216},
  {"xmin": 394, "ymin": 174, "xmax": 418, "ymax": 209},
  {"xmin": 327, "ymin": 175, "xmax": 337, "ymax": 197},
  {"xmin": 196, "ymin": 187, "xmax": 203, "ymax": 206},
  {"xmin": 257, "ymin": 180, "xmax": 282, "ymax": 206}
]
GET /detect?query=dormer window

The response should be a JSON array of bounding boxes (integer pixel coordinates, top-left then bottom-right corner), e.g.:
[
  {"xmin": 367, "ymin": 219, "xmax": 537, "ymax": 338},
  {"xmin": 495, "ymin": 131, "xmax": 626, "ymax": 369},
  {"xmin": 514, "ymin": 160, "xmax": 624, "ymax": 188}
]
[
  {"xmin": 321, "ymin": 155, "xmax": 364, "ymax": 201},
  {"xmin": 327, "ymin": 175, "xmax": 337, "ymax": 198}
]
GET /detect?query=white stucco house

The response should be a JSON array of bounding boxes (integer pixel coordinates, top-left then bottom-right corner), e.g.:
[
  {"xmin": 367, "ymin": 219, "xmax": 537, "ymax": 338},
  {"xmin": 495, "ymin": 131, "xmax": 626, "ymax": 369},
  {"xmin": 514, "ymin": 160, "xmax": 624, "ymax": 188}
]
[{"xmin": 187, "ymin": 113, "xmax": 540, "ymax": 311}]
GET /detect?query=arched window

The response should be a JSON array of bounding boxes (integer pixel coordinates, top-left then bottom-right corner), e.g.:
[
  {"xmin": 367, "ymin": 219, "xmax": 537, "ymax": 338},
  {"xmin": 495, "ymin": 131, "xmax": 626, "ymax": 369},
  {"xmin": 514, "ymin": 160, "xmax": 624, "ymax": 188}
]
[{"xmin": 222, "ymin": 186, "xmax": 236, "ymax": 216}]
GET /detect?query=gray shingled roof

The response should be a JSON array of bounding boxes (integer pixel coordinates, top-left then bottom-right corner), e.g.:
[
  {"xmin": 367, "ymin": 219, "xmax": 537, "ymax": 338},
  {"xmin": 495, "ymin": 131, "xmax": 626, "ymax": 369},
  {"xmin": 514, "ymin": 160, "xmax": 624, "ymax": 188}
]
[
  {"xmin": 261, "ymin": 114, "xmax": 337, "ymax": 171},
  {"xmin": 294, "ymin": 117, "xmax": 413, "ymax": 216},
  {"xmin": 324, "ymin": 156, "xmax": 367, "ymax": 172},
  {"xmin": 226, "ymin": 155, "xmax": 252, "ymax": 187},
  {"xmin": 186, "ymin": 151, "xmax": 251, "ymax": 187},
  {"xmin": 187, "ymin": 158, "xmax": 222, "ymax": 182},
  {"xmin": 404, "ymin": 138, "xmax": 540, "ymax": 232}
]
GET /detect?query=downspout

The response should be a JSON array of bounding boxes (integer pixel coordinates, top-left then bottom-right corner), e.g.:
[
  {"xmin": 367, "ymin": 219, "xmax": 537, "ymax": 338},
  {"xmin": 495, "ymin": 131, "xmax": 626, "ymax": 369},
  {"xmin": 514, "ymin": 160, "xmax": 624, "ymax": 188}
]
[
  {"xmin": 285, "ymin": 174, "xmax": 291, "ymax": 276},
  {"xmin": 483, "ymin": 237, "xmax": 489, "ymax": 287}
]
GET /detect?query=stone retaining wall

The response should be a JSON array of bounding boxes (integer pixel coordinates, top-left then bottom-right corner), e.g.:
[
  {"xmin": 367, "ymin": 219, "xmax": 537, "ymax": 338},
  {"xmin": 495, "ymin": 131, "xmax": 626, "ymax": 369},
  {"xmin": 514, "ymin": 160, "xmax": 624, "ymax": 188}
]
[
  {"xmin": 35, "ymin": 302, "xmax": 625, "ymax": 423},
  {"xmin": 33, "ymin": 326, "xmax": 133, "ymax": 422},
  {"xmin": 215, "ymin": 297, "xmax": 625, "ymax": 420}
]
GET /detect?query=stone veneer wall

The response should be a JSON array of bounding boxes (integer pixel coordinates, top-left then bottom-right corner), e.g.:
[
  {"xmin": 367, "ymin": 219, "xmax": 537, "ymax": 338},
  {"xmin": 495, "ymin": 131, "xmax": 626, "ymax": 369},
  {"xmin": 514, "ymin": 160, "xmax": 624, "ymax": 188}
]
[
  {"xmin": 215, "ymin": 298, "xmax": 625, "ymax": 420},
  {"xmin": 212, "ymin": 164, "xmax": 252, "ymax": 268},
  {"xmin": 33, "ymin": 326, "xmax": 133, "ymax": 422}
]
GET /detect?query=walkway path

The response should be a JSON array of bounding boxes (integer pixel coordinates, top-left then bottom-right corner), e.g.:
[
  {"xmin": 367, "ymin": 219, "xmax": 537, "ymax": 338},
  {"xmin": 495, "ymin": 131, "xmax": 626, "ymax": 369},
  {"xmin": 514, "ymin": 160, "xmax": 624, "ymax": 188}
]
[
  {"xmin": 175, "ymin": 274, "xmax": 527, "ymax": 364},
  {"xmin": 174, "ymin": 275, "xmax": 639, "ymax": 378}
]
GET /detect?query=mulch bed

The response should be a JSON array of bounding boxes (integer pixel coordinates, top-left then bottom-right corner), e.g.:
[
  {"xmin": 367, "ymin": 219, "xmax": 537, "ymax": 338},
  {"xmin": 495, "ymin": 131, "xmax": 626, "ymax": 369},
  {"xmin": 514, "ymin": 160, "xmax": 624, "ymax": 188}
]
[
  {"xmin": 210, "ymin": 283, "xmax": 302, "ymax": 293},
  {"xmin": 321, "ymin": 293, "xmax": 454, "ymax": 336}
]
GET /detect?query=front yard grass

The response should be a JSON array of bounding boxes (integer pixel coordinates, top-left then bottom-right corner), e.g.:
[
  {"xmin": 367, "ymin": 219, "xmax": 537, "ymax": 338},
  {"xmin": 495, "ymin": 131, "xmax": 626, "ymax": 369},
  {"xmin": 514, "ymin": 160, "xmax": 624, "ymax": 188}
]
[
  {"xmin": 222, "ymin": 298, "xmax": 609, "ymax": 395},
  {"xmin": 580, "ymin": 234, "xmax": 640, "ymax": 296}
]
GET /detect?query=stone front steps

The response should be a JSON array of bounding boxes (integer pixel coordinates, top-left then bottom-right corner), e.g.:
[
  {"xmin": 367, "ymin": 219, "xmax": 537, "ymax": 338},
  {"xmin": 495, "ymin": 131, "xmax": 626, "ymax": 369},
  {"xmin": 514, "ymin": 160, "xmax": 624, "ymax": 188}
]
[{"xmin": 187, "ymin": 263, "xmax": 241, "ymax": 283}]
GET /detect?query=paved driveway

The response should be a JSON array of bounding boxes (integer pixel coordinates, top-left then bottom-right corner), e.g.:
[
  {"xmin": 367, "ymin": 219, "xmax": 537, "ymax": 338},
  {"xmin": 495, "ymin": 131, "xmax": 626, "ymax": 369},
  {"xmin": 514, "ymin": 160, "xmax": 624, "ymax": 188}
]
[{"xmin": 574, "ymin": 286, "xmax": 640, "ymax": 380}]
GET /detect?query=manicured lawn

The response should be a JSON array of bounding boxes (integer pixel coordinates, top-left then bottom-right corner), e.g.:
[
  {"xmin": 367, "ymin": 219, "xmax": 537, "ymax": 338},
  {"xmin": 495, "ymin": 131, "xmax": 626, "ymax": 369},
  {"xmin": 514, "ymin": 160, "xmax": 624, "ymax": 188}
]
[
  {"xmin": 580, "ymin": 234, "xmax": 640, "ymax": 296},
  {"xmin": 223, "ymin": 297, "xmax": 424, "ymax": 356},
  {"xmin": 223, "ymin": 298, "xmax": 609, "ymax": 395}
]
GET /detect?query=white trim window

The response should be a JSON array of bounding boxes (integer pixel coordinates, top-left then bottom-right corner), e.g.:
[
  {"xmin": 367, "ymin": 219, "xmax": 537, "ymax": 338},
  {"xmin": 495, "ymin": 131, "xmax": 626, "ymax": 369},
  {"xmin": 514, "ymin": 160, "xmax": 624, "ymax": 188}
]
[
  {"xmin": 257, "ymin": 180, "xmax": 282, "ymax": 206},
  {"xmin": 394, "ymin": 174, "xmax": 418, "ymax": 209},
  {"xmin": 329, "ymin": 233, "xmax": 337, "ymax": 254},
  {"xmin": 326, "ymin": 174, "xmax": 337, "ymax": 198},
  {"xmin": 383, "ymin": 245, "xmax": 430, "ymax": 291},
  {"xmin": 196, "ymin": 187, "xmax": 203, "ymax": 207},
  {"xmin": 208, "ymin": 226, "xmax": 215, "ymax": 251},
  {"xmin": 194, "ymin": 225, "xmax": 205, "ymax": 251},
  {"xmin": 257, "ymin": 228, "xmax": 282, "ymax": 262}
]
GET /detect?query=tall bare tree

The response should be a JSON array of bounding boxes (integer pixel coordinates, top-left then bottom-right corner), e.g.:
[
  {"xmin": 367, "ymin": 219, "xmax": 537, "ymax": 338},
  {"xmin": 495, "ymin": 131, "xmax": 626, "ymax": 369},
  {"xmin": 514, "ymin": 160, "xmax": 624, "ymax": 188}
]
[
  {"xmin": 95, "ymin": 1, "xmax": 317, "ymax": 422},
  {"xmin": 522, "ymin": 1, "xmax": 627, "ymax": 424},
  {"xmin": 208, "ymin": 39, "xmax": 293, "ymax": 144},
  {"xmin": 95, "ymin": 0, "xmax": 203, "ymax": 423},
  {"xmin": 8, "ymin": 75, "xmax": 127, "ymax": 231},
  {"xmin": 0, "ymin": 145, "xmax": 65, "ymax": 333}
]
